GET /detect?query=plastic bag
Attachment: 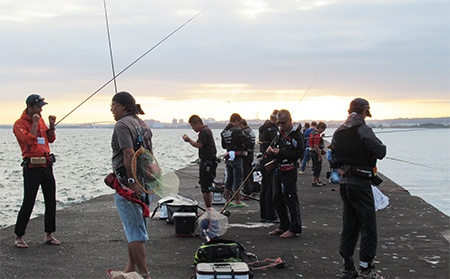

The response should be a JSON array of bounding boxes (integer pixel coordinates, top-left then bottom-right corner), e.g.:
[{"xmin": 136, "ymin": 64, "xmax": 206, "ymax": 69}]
[{"xmin": 372, "ymin": 185, "xmax": 389, "ymax": 211}]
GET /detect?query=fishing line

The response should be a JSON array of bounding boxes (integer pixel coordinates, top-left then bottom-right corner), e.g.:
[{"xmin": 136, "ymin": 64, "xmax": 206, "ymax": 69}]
[
  {"xmin": 103, "ymin": 0, "xmax": 118, "ymax": 94},
  {"xmin": 384, "ymin": 157, "xmax": 438, "ymax": 170},
  {"xmin": 56, "ymin": 0, "xmax": 220, "ymax": 126},
  {"xmin": 291, "ymin": 76, "xmax": 317, "ymax": 115}
]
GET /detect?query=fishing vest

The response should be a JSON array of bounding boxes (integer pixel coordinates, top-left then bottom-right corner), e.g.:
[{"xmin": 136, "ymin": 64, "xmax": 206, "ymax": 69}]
[
  {"xmin": 242, "ymin": 127, "xmax": 255, "ymax": 153},
  {"xmin": 221, "ymin": 126, "xmax": 246, "ymax": 151},
  {"xmin": 259, "ymin": 122, "xmax": 278, "ymax": 153},
  {"xmin": 332, "ymin": 125, "xmax": 376, "ymax": 168}
]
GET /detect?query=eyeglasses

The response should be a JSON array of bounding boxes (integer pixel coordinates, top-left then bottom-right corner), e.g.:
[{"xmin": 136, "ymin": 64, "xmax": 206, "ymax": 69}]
[{"xmin": 277, "ymin": 121, "xmax": 287, "ymax": 125}]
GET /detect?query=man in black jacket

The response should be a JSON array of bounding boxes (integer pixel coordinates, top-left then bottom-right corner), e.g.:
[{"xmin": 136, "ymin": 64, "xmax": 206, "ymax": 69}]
[
  {"xmin": 221, "ymin": 113, "xmax": 251, "ymax": 207},
  {"xmin": 266, "ymin": 109, "xmax": 304, "ymax": 238},
  {"xmin": 332, "ymin": 98, "xmax": 386, "ymax": 279},
  {"xmin": 258, "ymin": 110, "xmax": 279, "ymax": 222}
]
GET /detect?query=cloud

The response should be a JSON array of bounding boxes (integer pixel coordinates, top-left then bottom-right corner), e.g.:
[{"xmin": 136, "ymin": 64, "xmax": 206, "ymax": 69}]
[{"xmin": 0, "ymin": 0, "xmax": 448, "ymax": 124}]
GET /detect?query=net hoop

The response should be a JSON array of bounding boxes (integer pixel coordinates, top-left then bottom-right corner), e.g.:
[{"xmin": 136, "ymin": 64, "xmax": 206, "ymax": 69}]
[{"xmin": 131, "ymin": 147, "xmax": 161, "ymax": 195}]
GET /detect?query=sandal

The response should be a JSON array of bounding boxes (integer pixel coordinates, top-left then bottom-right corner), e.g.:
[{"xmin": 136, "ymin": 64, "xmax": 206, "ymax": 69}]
[
  {"xmin": 45, "ymin": 238, "xmax": 61, "ymax": 245},
  {"xmin": 14, "ymin": 240, "xmax": 28, "ymax": 248},
  {"xmin": 280, "ymin": 230, "xmax": 298, "ymax": 238}
]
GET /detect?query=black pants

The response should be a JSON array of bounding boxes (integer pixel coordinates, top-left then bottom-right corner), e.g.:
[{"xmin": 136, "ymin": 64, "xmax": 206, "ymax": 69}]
[
  {"xmin": 339, "ymin": 176, "xmax": 377, "ymax": 270},
  {"xmin": 242, "ymin": 156, "xmax": 253, "ymax": 195},
  {"xmin": 15, "ymin": 166, "xmax": 56, "ymax": 237},
  {"xmin": 273, "ymin": 168, "xmax": 302, "ymax": 233},
  {"xmin": 199, "ymin": 160, "xmax": 217, "ymax": 193},
  {"xmin": 259, "ymin": 168, "xmax": 277, "ymax": 221},
  {"xmin": 311, "ymin": 152, "xmax": 322, "ymax": 178}
]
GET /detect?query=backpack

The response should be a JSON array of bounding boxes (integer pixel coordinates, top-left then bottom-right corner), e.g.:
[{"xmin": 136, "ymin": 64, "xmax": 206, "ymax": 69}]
[{"xmin": 194, "ymin": 238, "xmax": 251, "ymax": 265}]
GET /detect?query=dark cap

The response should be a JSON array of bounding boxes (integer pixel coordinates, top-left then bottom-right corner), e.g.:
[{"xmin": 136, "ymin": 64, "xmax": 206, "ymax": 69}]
[
  {"xmin": 349, "ymin": 98, "xmax": 372, "ymax": 117},
  {"xmin": 26, "ymin": 94, "xmax": 48, "ymax": 107}
]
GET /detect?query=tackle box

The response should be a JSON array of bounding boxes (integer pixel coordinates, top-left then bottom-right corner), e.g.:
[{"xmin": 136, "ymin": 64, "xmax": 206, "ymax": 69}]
[
  {"xmin": 173, "ymin": 212, "xmax": 197, "ymax": 237},
  {"xmin": 195, "ymin": 262, "xmax": 250, "ymax": 279}
]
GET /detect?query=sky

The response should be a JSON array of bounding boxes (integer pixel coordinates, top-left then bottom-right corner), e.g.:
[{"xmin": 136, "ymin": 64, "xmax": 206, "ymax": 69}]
[{"xmin": 0, "ymin": 0, "xmax": 449, "ymax": 125}]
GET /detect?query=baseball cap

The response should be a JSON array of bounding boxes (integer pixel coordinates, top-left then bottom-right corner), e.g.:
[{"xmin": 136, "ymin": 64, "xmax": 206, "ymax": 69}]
[
  {"xmin": 349, "ymin": 98, "xmax": 372, "ymax": 117},
  {"xmin": 26, "ymin": 94, "xmax": 48, "ymax": 107}
]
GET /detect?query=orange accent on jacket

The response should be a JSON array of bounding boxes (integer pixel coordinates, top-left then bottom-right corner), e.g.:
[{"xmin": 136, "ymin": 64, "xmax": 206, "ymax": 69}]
[{"xmin": 13, "ymin": 110, "xmax": 56, "ymax": 159}]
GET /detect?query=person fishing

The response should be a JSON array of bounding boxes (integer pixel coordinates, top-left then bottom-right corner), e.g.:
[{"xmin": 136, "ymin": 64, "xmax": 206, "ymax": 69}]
[
  {"xmin": 331, "ymin": 98, "xmax": 387, "ymax": 279},
  {"xmin": 182, "ymin": 114, "xmax": 218, "ymax": 208},
  {"xmin": 221, "ymin": 113, "xmax": 251, "ymax": 207},
  {"xmin": 12, "ymin": 94, "xmax": 61, "ymax": 248},
  {"xmin": 266, "ymin": 109, "xmax": 304, "ymax": 238},
  {"xmin": 258, "ymin": 110, "xmax": 279, "ymax": 222},
  {"xmin": 110, "ymin": 91, "xmax": 153, "ymax": 279}
]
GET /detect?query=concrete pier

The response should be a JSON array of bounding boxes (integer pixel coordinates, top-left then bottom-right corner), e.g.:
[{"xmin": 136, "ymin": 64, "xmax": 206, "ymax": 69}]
[{"xmin": 1, "ymin": 162, "xmax": 449, "ymax": 278}]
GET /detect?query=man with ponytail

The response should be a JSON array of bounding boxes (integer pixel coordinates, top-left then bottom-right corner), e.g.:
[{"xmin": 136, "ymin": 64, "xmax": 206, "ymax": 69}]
[{"xmin": 110, "ymin": 91, "xmax": 153, "ymax": 279}]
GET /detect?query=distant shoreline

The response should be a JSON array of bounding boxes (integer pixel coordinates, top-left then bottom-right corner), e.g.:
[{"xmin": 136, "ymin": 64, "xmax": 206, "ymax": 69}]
[{"xmin": 1, "ymin": 117, "xmax": 449, "ymax": 130}]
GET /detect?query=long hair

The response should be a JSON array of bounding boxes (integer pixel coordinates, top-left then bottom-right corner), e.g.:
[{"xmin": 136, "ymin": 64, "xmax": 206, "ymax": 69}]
[{"xmin": 112, "ymin": 91, "xmax": 145, "ymax": 115}]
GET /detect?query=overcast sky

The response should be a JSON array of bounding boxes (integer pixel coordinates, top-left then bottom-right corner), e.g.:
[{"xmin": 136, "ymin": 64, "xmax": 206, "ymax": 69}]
[{"xmin": 1, "ymin": 0, "xmax": 449, "ymax": 124}]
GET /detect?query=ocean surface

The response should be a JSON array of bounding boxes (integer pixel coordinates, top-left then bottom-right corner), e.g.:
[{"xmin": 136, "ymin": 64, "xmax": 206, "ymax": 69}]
[{"xmin": 0, "ymin": 127, "xmax": 449, "ymax": 228}]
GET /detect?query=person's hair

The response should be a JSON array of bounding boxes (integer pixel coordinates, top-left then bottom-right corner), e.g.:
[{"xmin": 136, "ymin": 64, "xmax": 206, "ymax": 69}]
[
  {"xmin": 311, "ymin": 121, "xmax": 317, "ymax": 127},
  {"xmin": 112, "ymin": 91, "xmax": 145, "ymax": 115},
  {"xmin": 317, "ymin": 121, "xmax": 327, "ymax": 130},
  {"xmin": 239, "ymin": 119, "xmax": 248, "ymax": 127},
  {"xmin": 304, "ymin": 122, "xmax": 310, "ymax": 129},
  {"xmin": 277, "ymin": 109, "xmax": 292, "ymax": 121},
  {"xmin": 188, "ymin": 115, "xmax": 203, "ymax": 125},
  {"xmin": 270, "ymin": 110, "xmax": 279, "ymax": 121},
  {"xmin": 230, "ymin": 113, "xmax": 242, "ymax": 123}
]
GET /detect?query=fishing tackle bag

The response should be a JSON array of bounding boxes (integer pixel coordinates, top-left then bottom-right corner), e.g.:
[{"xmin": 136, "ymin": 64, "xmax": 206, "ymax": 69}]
[{"xmin": 194, "ymin": 238, "xmax": 251, "ymax": 265}]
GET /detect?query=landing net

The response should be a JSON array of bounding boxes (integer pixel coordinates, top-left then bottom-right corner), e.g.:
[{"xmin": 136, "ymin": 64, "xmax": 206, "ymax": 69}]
[{"xmin": 131, "ymin": 147, "xmax": 179, "ymax": 198}]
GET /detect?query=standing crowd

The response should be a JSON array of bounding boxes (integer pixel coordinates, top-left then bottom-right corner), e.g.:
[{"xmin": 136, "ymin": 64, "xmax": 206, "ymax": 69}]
[{"xmin": 12, "ymin": 92, "xmax": 386, "ymax": 279}]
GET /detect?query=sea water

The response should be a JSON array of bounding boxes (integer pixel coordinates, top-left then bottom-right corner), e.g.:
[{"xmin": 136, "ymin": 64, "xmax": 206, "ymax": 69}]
[{"xmin": 0, "ymin": 127, "xmax": 448, "ymax": 228}]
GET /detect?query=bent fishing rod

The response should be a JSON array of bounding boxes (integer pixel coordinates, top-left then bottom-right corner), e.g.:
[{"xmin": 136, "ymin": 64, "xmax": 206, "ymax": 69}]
[{"xmin": 56, "ymin": 0, "xmax": 219, "ymax": 126}]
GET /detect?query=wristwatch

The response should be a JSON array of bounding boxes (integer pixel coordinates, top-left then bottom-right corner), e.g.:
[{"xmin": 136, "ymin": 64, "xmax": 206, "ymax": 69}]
[{"xmin": 127, "ymin": 178, "xmax": 135, "ymax": 184}]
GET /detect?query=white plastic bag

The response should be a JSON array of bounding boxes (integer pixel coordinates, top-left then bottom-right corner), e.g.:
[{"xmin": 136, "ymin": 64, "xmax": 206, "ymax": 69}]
[{"xmin": 372, "ymin": 185, "xmax": 389, "ymax": 211}]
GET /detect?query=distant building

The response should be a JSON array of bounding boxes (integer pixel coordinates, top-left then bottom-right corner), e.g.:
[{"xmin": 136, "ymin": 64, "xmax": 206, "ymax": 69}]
[
  {"xmin": 179, "ymin": 119, "xmax": 184, "ymax": 124},
  {"xmin": 172, "ymin": 119, "xmax": 177, "ymax": 125}
]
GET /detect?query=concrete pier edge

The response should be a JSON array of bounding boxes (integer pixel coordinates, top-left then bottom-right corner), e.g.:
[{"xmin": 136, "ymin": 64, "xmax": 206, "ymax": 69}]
[{"xmin": 1, "ymin": 161, "xmax": 449, "ymax": 279}]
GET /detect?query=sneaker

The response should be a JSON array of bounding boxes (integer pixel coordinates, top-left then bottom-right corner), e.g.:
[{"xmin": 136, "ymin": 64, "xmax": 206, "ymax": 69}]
[
  {"xmin": 298, "ymin": 171, "xmax": 304, "ymax": 175},
  {"xmin": 228, "ymin": 202, "xmax": 236, "ymax": 207},
  {"xmin": 233, "ymin": 202, "xmax": 248, "ymax": 208},
  {"xmin": 357, "ymin": 270, "xmax": 384, "ymax": 279},
  {"xmin": 312, "ymin": 182, "xmax": 323, "ymax": 187},
  {"xmin": 342, "ymin": 268, "xmax": 358, "ymax": 279}
]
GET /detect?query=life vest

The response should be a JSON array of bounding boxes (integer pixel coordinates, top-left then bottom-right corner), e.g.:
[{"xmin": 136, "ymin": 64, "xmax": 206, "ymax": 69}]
[{"xmin": 332, "ymin": 125, "xmax": 376, "ymax": 168}]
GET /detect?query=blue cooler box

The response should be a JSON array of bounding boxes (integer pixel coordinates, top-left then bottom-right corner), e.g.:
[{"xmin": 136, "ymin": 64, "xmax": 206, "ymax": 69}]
[{"xmin": 196, "ymin": 262, "xmax": 249, "ymax": 279}]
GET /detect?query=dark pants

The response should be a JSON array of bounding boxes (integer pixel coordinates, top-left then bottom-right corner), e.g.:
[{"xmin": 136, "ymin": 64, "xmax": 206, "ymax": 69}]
[
  {"xmin": 311, "ymin": 152, "xmax": 322, "ymax": 178},
  {"xmin": 259, "ymin": 168, "xmax": 277, "ymax": 221},
  {"xmin": 15, "ymin": 166, "xmax": 57, "ymax": 237},
  {"xmin": 225, "ymin": 157, "xmax": 243, "ymax": 192},
  {"xmin": 199, "ymin": 159, "xmax": 217, "ymax": 193},
  {"xmin": 273, "ymin": 168, "xmax": 302, "ymax": 233},
  {"xmin": 242, "ymin": 156, "xmax": 253, "ymax": 195},
  {"xmin": 339, "ymin": 177, "xmax": 377, "ymax": 270}
]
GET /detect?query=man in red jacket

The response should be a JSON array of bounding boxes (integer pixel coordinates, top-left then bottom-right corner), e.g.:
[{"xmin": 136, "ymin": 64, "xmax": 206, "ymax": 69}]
[{"xmin": 13, "ymin": 94, "xmax": 60, "ymax": 248}]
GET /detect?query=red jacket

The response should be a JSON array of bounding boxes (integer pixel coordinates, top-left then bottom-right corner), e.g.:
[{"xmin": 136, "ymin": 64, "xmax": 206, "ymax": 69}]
[{"xmin": 13, "ymin": 110, "xmax": 56, "ymax": 159}]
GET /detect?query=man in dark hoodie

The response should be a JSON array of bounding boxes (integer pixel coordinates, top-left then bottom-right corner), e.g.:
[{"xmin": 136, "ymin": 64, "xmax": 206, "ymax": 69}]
[{"xmin": 332, "ymin": 98, "xmax": 386, "ymax": 279}]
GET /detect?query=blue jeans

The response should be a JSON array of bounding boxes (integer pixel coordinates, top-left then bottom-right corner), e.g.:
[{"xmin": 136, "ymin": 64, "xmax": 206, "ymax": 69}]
[
  {"xmin": 225, "ymin": 157, "xmax": 243, "ymax": 192},
  {"xmin": 301, "ymin": 148, "xmax": 312, "ymax": 172}
]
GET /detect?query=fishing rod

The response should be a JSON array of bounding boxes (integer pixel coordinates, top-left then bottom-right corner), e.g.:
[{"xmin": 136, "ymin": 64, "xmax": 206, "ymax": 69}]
[
  {"xmin": 103, "ymin": 0, "xmax": 118, "ymax": 94},
  {"xmin": 56, "ymin": 0, "xmax": 219, "ymax": 126},
  {"xmin": 291, "ymin": 76, "xmax": 317, "ymax": 115}
]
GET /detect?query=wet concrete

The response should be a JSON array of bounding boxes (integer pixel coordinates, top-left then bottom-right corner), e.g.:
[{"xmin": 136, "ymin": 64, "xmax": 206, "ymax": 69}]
[{"xmin": 1, "ymin": 162, "xmax": 449, "ymax": 278}]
